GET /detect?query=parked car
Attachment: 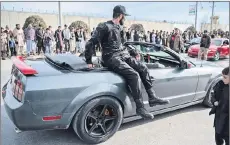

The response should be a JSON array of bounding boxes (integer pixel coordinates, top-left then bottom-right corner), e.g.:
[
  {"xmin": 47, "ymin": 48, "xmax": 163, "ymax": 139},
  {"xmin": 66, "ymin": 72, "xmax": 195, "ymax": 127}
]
[
  {"xmin": 188, "ymin": 38, "xmax": 229, "ymax": 61},
  {"xmin": 184, "ymin": 37, "xmax": 201, "ymax": 53},
  {"xmin": 2, "ymin": 42, "xmax": 223, "ymax": 144}
]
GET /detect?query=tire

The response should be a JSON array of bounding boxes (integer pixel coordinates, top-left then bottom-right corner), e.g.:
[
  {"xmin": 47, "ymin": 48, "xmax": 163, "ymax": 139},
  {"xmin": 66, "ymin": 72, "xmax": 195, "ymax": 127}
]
[
  {"xmin": 213, "ymin": 52, "xmax": 220, "ymax": 61},
  {"xmin": 72, "ymin": 96, "xmax": 123, "ymax": 144}
]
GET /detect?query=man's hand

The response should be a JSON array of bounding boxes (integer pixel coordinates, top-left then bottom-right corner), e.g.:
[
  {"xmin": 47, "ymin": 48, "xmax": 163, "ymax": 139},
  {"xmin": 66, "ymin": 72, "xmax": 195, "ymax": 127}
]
[
  {"xmin": 88, "ymin": 64, "xmax": 94, "ymax": 68},
  {"xmin": 214, "ymin": 101, "xmax": 219, "ymax": 106}
]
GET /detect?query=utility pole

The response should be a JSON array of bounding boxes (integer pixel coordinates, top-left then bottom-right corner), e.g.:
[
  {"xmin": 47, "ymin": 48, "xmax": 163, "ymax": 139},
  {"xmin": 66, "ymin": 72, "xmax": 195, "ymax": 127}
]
[
  {"xmin": 195, "ymin": 1, "xmax": 198, "ymax": 31},
  {"xmin": 58, "ymin": 1, "xmax": 62, "ymax": 26},
  {"xmin": 210, "ymin": 2, "xmax": 214, "ymax": 33}
]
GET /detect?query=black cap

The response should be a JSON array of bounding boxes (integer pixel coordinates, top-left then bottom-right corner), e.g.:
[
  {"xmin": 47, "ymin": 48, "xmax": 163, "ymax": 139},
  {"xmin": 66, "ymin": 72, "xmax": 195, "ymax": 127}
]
[{"xmin": 113, "ymin": 5, "xmax": 130, "ymax": 16}]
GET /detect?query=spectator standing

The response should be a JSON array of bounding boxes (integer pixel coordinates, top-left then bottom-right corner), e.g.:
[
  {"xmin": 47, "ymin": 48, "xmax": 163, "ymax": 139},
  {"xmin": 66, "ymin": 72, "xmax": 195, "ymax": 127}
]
[
  {"xmin": 169, "ymin": 28, "xmax": 183, "ymax": 53},
  {"xmin": 80, "ymin": 27, "xmax": 86, "ymax": 52},
  {"xmin": 126, "ymin": 29, "xmax": 131, "ymax": 41},
  {"xmin": 24, "ymin": 24, "xmax": 36, "ymax": 56},
  {"xmin": 9, "ymin": 35, "xmax": 16, "ymax": 57},
  {"xmin": 62, "ymin": 24, "xmax": 71, "ymax": 52},
  {"xmin": 4, "ymin": 25, "xmax": 13, "ymax": 57},
  {"xmin": 198, "ymin": 30, "xmax": 211, "ymax": 60},
  {"xmin": 43, "ymin": 28, "xmax": 52, "ymax": 54},
  {"xmin": 75, "ymin": 28, "xmax": 83, "ymax": 53},
  {"xmin": 13, "ymin": 24, "xmax": 25, "ymax": 56},
  {"xmin": 209, "ymin": 67, "xmax": 229, "ymax": 145},
  {"xmin": 55, "ymin": 26, "xmax": 64, "ymax": 53},
  {"xmin": 133, "ymin": 31, "xmax": 139, "ymax": 41},
  {"xmin": 162, "ymin": 31, "xmax": 167, "ymax": 46},
  {"xmin": 152, "ymin": 30, "xmax": 156, "ymax": 44},
  {"xmin": 69, "ymin": 27, "xmax": 76, "ymax": 54},
  {"xmin": 1, "ymin": 27, "xmax": 8, "ymax": 60},
  {"xmin": 36, "ymin": 24, "xmax": 44, "ymax": 55}
]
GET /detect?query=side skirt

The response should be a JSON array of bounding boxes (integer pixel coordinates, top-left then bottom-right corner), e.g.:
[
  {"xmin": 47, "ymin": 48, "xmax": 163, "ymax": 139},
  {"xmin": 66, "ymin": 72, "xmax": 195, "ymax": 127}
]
[{"xmin": 122, "ymin": 99, "xmax": 203, "ymax": 123}]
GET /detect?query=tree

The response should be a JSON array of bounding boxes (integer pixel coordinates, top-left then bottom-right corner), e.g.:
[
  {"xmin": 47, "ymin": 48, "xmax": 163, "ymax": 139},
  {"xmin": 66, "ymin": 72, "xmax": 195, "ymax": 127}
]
[
  {"xmin": 23, "ymin": 15, "xmax": 47, "ymax": 30},
  {"xmin": 69, "ymin": 21, "xmax": 90, "ymax": 32},
  {"xmin": 129, "ymin": 24, "xmax": 145, "ymax": 33},
  {"xmin": 185, "ymin": 26, "xmax": 196, "ymax": 33}
]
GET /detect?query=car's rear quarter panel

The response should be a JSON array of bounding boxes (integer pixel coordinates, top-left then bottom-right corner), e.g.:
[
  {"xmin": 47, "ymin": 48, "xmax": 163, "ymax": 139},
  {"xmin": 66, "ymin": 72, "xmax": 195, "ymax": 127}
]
[{"xmin": 25, "ymin": 71, "xmax": 134, "ymax": 127}]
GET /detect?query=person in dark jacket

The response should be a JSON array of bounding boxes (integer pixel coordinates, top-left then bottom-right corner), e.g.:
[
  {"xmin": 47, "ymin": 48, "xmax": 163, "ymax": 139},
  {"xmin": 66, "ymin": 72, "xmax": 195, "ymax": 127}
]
[
  {"xmin": 209, "ymin": 67, "xmax": 229, "ymax": 145},
  {"xmin": 36, "ymin": 24, "xmax": 44, "ymax": 55},
  {"xmin": 84, "ymin": 5, "xmax": 169, "ymax": 120},
  {"xmin": 133, "ymin": 30, "xmax": 139, "ymax": 41},
  {"xmin": 198, "ymin": 30, "xmax": 211, "ymax": 60}
]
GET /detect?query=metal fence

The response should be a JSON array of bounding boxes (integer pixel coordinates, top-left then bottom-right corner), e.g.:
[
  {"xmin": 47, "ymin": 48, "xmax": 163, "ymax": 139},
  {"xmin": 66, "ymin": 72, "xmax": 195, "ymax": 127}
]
[{"xmin": 1, "ymin": 6, "xmax": 193, "ymax": 25}]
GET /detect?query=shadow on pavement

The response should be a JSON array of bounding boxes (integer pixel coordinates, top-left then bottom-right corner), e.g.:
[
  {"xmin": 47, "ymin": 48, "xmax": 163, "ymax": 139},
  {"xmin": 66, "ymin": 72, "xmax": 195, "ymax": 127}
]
[
  {"xmin": 1, "ymin": 104, "xmax": 209, "ymax": 145},
  {"xmin": 119, "ymin": 104, "xmax": 208, "ymax": 131}
]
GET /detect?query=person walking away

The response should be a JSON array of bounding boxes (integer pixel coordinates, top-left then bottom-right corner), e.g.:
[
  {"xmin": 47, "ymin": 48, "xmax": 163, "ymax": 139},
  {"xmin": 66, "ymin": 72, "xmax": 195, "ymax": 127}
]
[
  {"xmin": 62, "ymin": 24, "xmax": 71, "ymax": 52},
  {"xmin": 69, "ymin": 27, "xmax": 76, "ymax": 54},
  {"xmin": 209, "ymin": 67, "xmax": 229, "ymax": 145},
  {"xmin": 169, "ymin": 28, "xmax": 183, "ymax": 53},
  {"xmin": 84, "ymin": 5, "xmax": 170, "ymax": 119},
  {"xmin": 9, "ymin": 35, "xmax": 16, "ymax": 57},
  {"xmin": 165, "ymin": 32, "xmax": 169, "ymax": 47},
  {"xmin": 133, "ymin": 31, "xmax": 139, "ymax": 41},
  {"xmin": 36, "ymin": 24, "xmax": 44, "ymax": 55},
  {"xmin": 198, "ymin": 30, "xmax": 211, "ymax": 61},
  {"xmin": 1, "ymin": 27, "xmax": 8, "ymax": 60},
  {"xmin": 55, "ymin": 26, "xmax": 64, "ymax": 54},
  {"xmin": 13, "ymin": 24, "xmax": 25, "ymax": 56},
  {"xmin": 43, "ymin": 28, "xmax": 52, "ymax": 54},
  {"xmin": 24, "ymin": 24, "xmax": 36, "ymax": 56}
]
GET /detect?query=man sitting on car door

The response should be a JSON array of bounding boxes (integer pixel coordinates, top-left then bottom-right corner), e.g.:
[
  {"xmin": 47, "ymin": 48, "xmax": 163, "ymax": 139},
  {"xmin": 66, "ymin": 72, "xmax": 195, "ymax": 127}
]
[{"xmin": 84, "ymin": 5, "xmax": 169, "ymax": 120}]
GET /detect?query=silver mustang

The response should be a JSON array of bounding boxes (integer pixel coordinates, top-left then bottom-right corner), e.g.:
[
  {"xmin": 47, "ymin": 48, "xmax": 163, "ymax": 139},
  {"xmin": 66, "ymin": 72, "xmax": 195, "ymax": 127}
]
[{"xmin": 2, "ymin": 42, "xmax": 223, "ymax": 144}]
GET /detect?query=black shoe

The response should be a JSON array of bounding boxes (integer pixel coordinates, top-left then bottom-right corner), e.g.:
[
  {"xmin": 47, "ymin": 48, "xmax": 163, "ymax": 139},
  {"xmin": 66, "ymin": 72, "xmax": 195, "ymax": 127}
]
[
  {"xmin": 149, "ymin": 98, "xmax": 170, "ymax": 107},
  {"xmin": 147, "ymin": 89, "xmax": 170, "ymax": 107},
  {"xmin": 136, "ymin": 108, "xmax": 154, "ymax": 119}
]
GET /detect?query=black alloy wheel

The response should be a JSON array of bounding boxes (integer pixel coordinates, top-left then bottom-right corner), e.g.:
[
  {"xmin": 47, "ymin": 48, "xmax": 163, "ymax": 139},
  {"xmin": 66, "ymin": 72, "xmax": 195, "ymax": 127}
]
[
  {"xmin": 72, "ymin": 96, "xmax": 123, "ymax": 144},
  {"xmin": 85, "ymin": 104, "xmax": 118, "ymax": 137}
]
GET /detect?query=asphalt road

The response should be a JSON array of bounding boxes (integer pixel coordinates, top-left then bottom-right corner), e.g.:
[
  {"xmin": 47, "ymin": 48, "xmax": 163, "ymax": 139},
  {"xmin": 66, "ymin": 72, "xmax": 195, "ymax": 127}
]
[{"xmin": 1, "ymin": 55, "xmax": 229, "ymax": 145}]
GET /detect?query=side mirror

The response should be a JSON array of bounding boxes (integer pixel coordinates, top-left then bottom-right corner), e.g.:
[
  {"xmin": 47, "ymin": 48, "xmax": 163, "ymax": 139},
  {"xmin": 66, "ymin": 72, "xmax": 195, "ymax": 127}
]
[{"xmin": 180, "ymin": 60, "xmax": 191, "ymax": 69}]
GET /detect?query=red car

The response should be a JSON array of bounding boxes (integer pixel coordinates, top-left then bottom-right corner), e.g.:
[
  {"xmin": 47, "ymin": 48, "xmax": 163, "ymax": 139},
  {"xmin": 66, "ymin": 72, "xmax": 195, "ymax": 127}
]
[{"xmin": 188, "ymin": 38, "xmax": 229, "ymax": 60}]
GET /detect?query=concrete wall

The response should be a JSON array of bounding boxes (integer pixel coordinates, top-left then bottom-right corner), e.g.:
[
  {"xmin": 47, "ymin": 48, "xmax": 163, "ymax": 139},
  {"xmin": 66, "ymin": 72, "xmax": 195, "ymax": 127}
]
[{"xmin": 1, "ymin": 10, "xmax": 192, "ymax": 32}]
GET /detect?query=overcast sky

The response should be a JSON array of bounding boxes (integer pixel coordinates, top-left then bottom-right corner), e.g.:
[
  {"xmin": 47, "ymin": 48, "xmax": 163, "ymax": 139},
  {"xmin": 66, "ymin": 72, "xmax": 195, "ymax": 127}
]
[{"xmin": 1, "ymin": 2, "xmax": 229, "ymax": 28}]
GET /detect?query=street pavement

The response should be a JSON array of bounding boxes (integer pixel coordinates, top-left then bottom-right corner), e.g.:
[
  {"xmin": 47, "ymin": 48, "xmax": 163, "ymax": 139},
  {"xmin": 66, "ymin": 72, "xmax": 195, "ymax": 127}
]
[{"xmin": 1, "ymin": 55, "xmax": 229, "ymax": 145}]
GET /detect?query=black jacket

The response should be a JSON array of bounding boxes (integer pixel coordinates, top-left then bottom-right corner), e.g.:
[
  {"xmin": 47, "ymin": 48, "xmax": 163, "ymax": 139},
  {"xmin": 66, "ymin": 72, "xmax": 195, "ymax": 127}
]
[
  {"xmin": 200, "ymin": 33, "xmax": 211, "ymax": 48},
  {"xmin": 209, "ymin": 81, "xmax": 229, "ymax": 136},
  {"xmin": 85, "ymin": 20, "xmax": 125, "ymax": 64}
]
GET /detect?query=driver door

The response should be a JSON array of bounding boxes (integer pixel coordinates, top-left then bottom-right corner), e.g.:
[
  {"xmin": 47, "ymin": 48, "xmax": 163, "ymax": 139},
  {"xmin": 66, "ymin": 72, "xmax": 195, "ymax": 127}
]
[{"xmin": 139, "ymin": 48, "xmax": 199, "ymax": 111}]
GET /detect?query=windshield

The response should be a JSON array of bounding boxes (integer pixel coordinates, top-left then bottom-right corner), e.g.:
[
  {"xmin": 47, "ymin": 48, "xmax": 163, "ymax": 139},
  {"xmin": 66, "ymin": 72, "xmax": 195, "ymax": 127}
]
[
  {"xmin": 131, "ymin": 44, "xmax": 175, "ymax": 59},
  {"xmin": 190, "ymin": 38, "xmax": 201, "ymax": 43},
  {"xmin": 211, "ymin": 39, "xmax": 222, "ymax": 46}
]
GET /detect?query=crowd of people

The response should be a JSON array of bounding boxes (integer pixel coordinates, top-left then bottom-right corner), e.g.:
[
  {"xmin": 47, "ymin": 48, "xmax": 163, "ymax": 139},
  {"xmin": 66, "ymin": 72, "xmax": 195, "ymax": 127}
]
[
  {"xmin": 1, "ymin": 22, "xmax": 229, "ymax": 60},
  {"xmin": 123, "ymin": 28, "xmax": 229, "ymax": 53},
  {"xmin": 0, "ymin": 24, "xmax": 90, "ymax": 60}
]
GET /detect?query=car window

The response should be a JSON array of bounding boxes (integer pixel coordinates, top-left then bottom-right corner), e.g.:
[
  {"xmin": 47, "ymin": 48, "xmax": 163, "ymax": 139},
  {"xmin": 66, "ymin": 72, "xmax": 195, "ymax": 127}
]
[
  {"xmin": 190, "ymin": 38, "xmax": 201, "ymax": 43},
  {"xmin": 211, "ymin": 39, "xmax": 222, "ymax": 46},
  {"xmin": 130, "ymin": 44, "xmax": 175, "ymax": 60}
]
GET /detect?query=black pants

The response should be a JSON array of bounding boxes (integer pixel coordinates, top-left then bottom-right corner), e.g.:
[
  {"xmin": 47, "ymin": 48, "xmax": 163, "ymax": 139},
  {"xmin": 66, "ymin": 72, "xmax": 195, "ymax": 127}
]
[
  {"xmin": 64, "ymin": 39, "xmax": 70, "ymax": 52},
  {"xmin": 10, "ymin": 47, "xmax": 16, "ymax": 56},
  {"xmin": 215, "ymin": 133, "xmax": 229, "ymax": 145},
  {"xmin": 104, "ymin": 55, "xmax": 153, "ymax": 108}
]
